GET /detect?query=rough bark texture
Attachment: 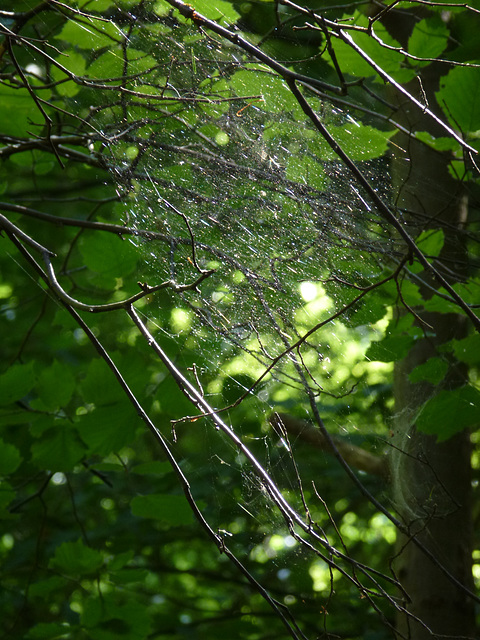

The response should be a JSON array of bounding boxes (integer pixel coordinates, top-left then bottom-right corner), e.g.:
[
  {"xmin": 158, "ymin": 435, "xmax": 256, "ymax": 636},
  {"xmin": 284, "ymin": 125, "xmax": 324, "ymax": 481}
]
[
  {"xmin": 394, "ymin": 349, "xmax": 474, "ymax": 639},
  {"xmin": 390, "ymin": 47, "xmax": 475, "ymax": 638}
]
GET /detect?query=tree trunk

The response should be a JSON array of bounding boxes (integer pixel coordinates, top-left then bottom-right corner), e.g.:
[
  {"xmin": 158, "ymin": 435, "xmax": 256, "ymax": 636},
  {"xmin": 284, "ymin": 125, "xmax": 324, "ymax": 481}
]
[{"xmin": 390, "ymin": 53, "xmax": 475, "ymax": 638}]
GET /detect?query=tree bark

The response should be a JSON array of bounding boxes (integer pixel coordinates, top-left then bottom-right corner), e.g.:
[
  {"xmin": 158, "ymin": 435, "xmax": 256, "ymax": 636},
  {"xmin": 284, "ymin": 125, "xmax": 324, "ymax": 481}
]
[{"xmin": 390, "ymin": 49, "xmax": 475, "ymax": 639}]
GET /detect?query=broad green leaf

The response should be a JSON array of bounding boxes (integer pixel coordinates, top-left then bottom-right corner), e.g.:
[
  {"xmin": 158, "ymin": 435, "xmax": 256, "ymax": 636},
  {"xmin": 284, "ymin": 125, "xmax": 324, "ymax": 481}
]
[
  {"xmin": 417, "ymin": 385, "xmax": 480, "ymax": 441},
  {"xmin": 408, "ymin": 17, "xmax": 449, "ymax": 64},
  {"xmin": 131, "ymin": 493, "xmax": 193, "ymax": 525},
  {"xmin": 79, "ymin": 233, "xmax": 138, "ymax": 282},
  {"xmin": 49, "ymin": 539, "xmax": 103, "ymax": 575},
  {"xmin": 229, "ymin": 68, "xmax": 300, "ymax": 114},
  {"xmin": 326, "ymin": 11, "xmax": 414, "ymax": 83},
  {"xmin": 436, "ymin": 66, "xmax": 480, "ymax": 134},
  {"xmin": 415, "ymin": 131, "xmax": 462, "ymax": 153},
  {"xmin": 416, "ymin": 228, "xmax": 444, "ymax": 258},
  {"xmin": 33, "ymin": 360, "xmax": 75, "ymax": 411},
  {"xmin": 51, "ymin": 51, "xmax": 87, "ymax": 97},
  {"xmin": 55, "ymin": 18, "xmax": 123, "ymax": 49},
  {"xmin": 381, "ymin": 278, "xmax": 421, "ymax": 307},
  {"xmin": 29, "ymin": 576, "xmax": 67, "ymax": 599},
  {"xmin": 408, "ymin": 357, "xmax": 449, "ymax": 384},
  {"xmin": 106, "ymin": 549, "xmax": 134, "ymax": 571},
  {"xmin": 81, "ymin": 595, "xmax": 152, "ymax": 640},
  {"xmin": 0, "ymin": 363, "xmax": 36, "ymax": 406},
  {"xmin": 31, "ymin": 425, "xmax": 86, "ymax": 471},
  {"xmin": 88, "ymin": 48, "xmax": 157, "ymax": 81},
  {"xmin": 330, "ymin": 123, "xmax": 393, "ymax": 161},
  {"xmin": 0, "ymin": 439, "xmax": 22, "ymax": 475},
  {"xmin": 423, "ymin": 280, "xmax": 479, "ymax": 314},
  {"xmin": 286, "ymin": 156, "xmax": 326, "ymax": 190},
  {"xmin": 78, "ymin": 404, "xmax": 139, "ymax": 455},
  {"xmin": 80, "ymin": 358, "xmax": 123, "ymax": 406},
  {"xmin": 0, "ymin": 87, "xmax": 41, "ymax": 136},
  {"xmin": 366, "ymin": 334, "xmax": 415, "ymax": 362},
  {"xmin": 452, "ymin": 333, "xmax": 480, "ymax": 365},
  {"xmin": 187, "ymin": 0, "xmax": 240, "ymax": 23}
]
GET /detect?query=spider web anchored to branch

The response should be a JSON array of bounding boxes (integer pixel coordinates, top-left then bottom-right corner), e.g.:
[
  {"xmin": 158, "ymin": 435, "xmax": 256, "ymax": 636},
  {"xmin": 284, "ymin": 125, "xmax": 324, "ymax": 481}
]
[{"xmin": 1, "ymin": 0, "xmax": 480, "ymax": 638}]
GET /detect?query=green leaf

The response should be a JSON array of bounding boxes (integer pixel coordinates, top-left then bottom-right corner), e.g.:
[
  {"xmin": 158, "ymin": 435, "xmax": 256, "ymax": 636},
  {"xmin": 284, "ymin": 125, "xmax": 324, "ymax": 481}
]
[
  {"xmin": 34, "ymin": 360, "xmax": 75, "ymax": 411},
  {"xmin": 79, "ymin": 233, "xmax": 138, "ymax": 283},
  {"xmin": 436, "ymin": 66, "xmax": 480, "ymax": 134},
  {"xmin": 0, "ymin": 439, "xmax": 22, "ymax": 475},
  {"xmin": 408, "ymin": 17, "xmax": 449, "ymax": 64},
  {"xmin": 55, "ymin": 18, "xmax": 122, "ymax": 50},
  {"xmin": 326, "ymin": 11, "xmax": 414, "ymax": 83},
  {"xmin": 416, "ymin": 228, "xmax": 444, "ymax": 258},
  {"xmin": 415, "ymin": 131, "xmax": 461, "ymax": 152},
  {"xmin": 408, "ymin": 357, "xmax": 448, "ymax": 384},
  {"xmin": 286, "ymin": 156, "xmax": 326, "ymax": 190},
  {"xmin": 31, "ymin": 425, "xmax": 86, "ymax": 472},
  {"xmin": 81, "ymin": 595, "xmax": 152, "ymax": 640},
  {"xmin": 452, "ymin": 333, "xmax": 480, "ymax": 365},
  {"xmin": 106, "ymin": 550, "xmax": 134, "ymax": 571},
  {"xmin": 329, "ymin": 123, "xmax": 393, "ymax": 161},
  {"xmin": 0, "ymin": 363, "xmax": 36, "ymax": 406},
  {"xmin": 229, "ymin": 67, "xmax": 300, "ymax": 114},
  {"xmin": 131, "ymin": 494, "xmax": 193, "ymax": 525},
  {"xmin": 366, "ymin": 335, "xmax": 415, "ymax": 362},
  {"xmin": 29, "ymin": 576, "xmax": 67, "ymax": 599},
  {"xmin": 186, "ymin": 0, "xmax": 240, "ymax": 23},
  {"xmin": 51, "ymin": 51, "xmax": 87, "ymax": 97},
  {"xmin": 78, "ymin": 404, "xmax": 139, "ymax": 455},
  {"xmin": 417, "ymin": 386, "xmax": 480, "ymax": 441},
  {"xmin": 49, "ymin": 539, "xmax": 103, "ymax": 576},
  {"xmin": 80, "ymin": 358, "xmax": 123, "ymax": 406},
  {"xmin": 0, "ymin": 87, "xmax": 41, "ymax": 136}
]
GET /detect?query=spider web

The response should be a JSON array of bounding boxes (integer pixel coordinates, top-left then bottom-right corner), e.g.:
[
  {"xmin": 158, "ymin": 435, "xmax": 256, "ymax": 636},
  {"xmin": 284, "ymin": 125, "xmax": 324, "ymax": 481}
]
[
  {"xmin": 94, "ymin": 5, "xmax": 406, "ymax": 621},
  {"xmin": 5, "ymin": 0, "xmax": 479, "ymax": 636}
]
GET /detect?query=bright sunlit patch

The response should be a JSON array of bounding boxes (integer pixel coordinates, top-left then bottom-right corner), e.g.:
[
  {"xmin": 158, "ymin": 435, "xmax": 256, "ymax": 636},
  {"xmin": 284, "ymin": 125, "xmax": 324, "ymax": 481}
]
[
  {"xmin": 299, "ymin": 281, "xmax": 318, "ymax": 302},
  {"xmin": 25, "ymin": 63, "xmax": 44, "ymax": 77},
  {"xmin": 170, "ymin": 308, "xmax": 191, "ymax": 333},
  {"xmin": 0, "ymin": 284, "xmax": 13, "ymax": 299},
  {"xmin": 2, "ymin": 534, "xmax": 14, "ymax": 550},
  {"xmin": 215, "ymin": 131, "xmax": 229, "ymax": 145},
  {"xmin": 52, "ymin": 472, "xmax": 66, "ymax": 485},
  {"xmin": 309, "ymin": 562, "xmax": 338, "ymax": 592}
]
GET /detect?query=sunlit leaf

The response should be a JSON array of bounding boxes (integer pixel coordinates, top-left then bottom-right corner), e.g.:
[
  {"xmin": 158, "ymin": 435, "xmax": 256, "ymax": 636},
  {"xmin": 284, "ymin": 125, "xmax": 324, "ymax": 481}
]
[
  {"xmin": 436, "ymin": 66, "xmax": 480, "ymax": 134},
  {"xmin": 408, "ymin": 17, "xmax": 449, "ymax": 64}
]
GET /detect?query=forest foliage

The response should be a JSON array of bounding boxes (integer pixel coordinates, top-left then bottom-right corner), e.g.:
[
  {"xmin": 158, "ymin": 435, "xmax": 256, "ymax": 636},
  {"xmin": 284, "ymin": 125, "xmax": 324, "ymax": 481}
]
[{"xmin": 1, "ymin": 1, "xmax": 480, "ymax": 639}]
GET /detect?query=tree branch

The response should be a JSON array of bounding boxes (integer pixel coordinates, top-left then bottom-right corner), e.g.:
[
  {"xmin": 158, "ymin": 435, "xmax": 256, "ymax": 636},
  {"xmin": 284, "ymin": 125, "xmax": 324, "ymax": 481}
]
[{"xmin": 270, "ymin": 412, "xmax": 389, "ymax": 480}]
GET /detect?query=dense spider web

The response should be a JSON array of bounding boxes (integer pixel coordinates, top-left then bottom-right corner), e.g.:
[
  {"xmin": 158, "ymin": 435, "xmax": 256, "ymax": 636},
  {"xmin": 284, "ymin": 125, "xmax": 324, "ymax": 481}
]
[
  {"xmin": 112, "ymin": 25, "xmax": 397, "ymax": 397},
  {"xmin": 83, "ymin": 8, "xmax": 411, "ymax": 620},
  {"xmin": 4, "ymin": 1, "xmax": 479, "ymax": 637}
]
